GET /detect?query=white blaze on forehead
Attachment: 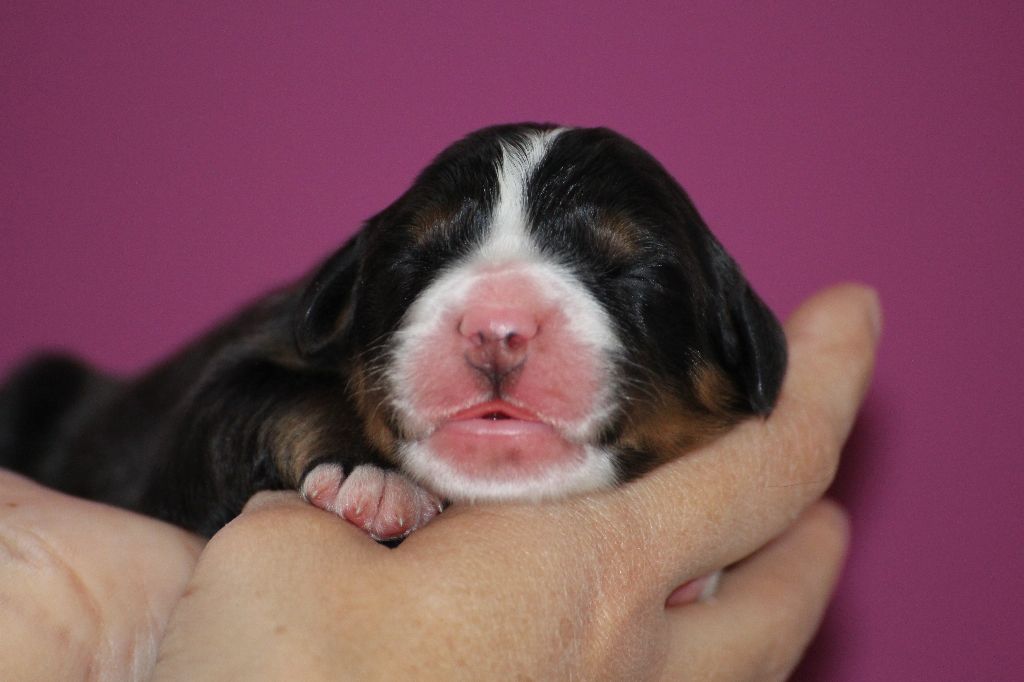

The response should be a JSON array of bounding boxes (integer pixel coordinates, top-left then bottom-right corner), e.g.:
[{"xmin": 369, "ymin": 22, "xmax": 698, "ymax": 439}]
[
  {"xmin": 478, "ymin": 127, "xmax": 565, "ymax": 262},
  {"xmin": 475, "ymin": 127, "xmax": 619, "ymax": 361}
]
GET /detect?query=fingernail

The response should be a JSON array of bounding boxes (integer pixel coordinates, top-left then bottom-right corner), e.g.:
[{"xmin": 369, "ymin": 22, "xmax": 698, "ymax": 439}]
[{"xmin": 666, "ymin": 574, "xmax": 713, "ymax": 607}]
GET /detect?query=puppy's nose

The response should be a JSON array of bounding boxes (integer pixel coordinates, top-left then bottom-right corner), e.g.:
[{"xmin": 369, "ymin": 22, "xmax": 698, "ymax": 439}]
[{"xmin": 459, "ymin": 306, "xmax": 538, "ymax": 375}]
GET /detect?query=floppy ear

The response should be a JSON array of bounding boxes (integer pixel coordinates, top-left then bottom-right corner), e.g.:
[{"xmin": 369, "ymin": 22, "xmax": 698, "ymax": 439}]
[
  {"xmin": 293, "ymin": 233, "xmax": 363, "ymax": 357},
  {"xmin": 705, "ymin": 239, "xmax": 787, "ymax": 415}
]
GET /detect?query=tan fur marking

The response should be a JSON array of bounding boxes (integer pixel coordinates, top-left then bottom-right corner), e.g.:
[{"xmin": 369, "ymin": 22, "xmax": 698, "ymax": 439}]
[
  {"xmin": 272, "ymin": 411, "xmax": 334, "ymax": 488},
  {"xmin": 349, "ymin": 365, "xmax": 399, "ymax": 461},
  {"xmin": 595, "ymin": 213, "xmax": 644, "ymax": 259},
  {"xmin": 410, "ymin": 204, "xmax": 458, "ymax": 245},
  {"xmin": 273, "ymin": 362, "xmax": 402, "ymax": 487},
  {"xmin": 619, "ymin": 366, "xmax": 741, "ymax": 470},
  {"xmin": 692, "ymin": 363, "xmax": 740, "ymax": 417}
]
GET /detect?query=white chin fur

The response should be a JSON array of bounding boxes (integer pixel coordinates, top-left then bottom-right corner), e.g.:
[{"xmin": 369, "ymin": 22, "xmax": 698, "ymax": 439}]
[{"xmin": 397, "ymin": 442, "xmax": 618, "ymax": 502}]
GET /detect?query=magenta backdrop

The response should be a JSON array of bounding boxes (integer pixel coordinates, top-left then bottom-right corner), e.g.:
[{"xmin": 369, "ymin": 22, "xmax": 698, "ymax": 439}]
[{"xmin": 2, "ymin": 3, "xmax": 1021, "ymax": 678}]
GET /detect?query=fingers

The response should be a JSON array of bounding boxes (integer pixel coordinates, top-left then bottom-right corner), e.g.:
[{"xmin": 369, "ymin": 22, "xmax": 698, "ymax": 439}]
[
  {"xmin": 661, "ymin": 499, "xmax": 850, "ymax": 681},
  {"xmin": 582, "ymin": 284, "xmax": 878, "ymax": 582},
  {"xmin": 779, "ymin": 282, "xmax": 881, "ymax": 452}
]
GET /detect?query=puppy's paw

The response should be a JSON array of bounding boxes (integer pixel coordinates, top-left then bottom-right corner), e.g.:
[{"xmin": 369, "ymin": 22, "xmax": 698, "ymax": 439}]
[{"xmin": 301, "ymin": 463, "xmax": 444, "ymax": 541}]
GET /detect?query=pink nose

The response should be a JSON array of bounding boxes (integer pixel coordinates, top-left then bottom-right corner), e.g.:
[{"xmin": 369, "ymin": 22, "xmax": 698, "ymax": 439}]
[{"xmin": 458, "ymin": 306, "xmax": 539, "ymax": 374}]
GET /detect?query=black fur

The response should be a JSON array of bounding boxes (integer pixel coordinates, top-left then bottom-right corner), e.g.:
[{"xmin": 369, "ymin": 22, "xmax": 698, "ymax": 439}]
[{"xmin": 0, "ymin": 124, "xmax": 786, "ymax": 535}]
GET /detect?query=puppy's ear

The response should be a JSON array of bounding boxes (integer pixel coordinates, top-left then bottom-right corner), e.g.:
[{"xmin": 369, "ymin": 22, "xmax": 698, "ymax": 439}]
[
  {"xmin": 294, "ymin": 234, "xmax": 363, "ymax": 357},
  {"xmin": 705, "ymin": 239, "xmax": 787, "ymax": 415}
]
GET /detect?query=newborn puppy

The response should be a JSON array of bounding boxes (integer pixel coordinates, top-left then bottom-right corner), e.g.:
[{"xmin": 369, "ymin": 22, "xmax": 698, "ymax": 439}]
[{"xmin": 0, "ymin": 124, "xmax": 786, "ymax": 541}]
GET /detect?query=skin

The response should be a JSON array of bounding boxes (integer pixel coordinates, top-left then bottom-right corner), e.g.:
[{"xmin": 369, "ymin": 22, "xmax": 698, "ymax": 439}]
[{"xmin": 0, "ymin": 283, "xmax": 879, "ymax": 681}]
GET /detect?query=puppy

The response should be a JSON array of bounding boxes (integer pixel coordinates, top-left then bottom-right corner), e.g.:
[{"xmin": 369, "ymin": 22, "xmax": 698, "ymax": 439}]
[{"xmin": 0, "ymin": 124, "xmax": 786, "ymax": 542}]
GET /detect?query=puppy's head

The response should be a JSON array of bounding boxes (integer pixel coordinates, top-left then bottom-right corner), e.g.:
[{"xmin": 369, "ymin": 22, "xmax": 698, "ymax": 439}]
[{"xmin": 295, "ymin": 124, "xmax": 786, "ymax": 501}]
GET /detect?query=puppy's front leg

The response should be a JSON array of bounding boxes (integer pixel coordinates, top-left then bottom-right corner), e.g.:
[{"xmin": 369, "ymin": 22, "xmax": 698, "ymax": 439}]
[{"xmin": 144, "ymin": 355, "xmax": 441, "ymax": 539}]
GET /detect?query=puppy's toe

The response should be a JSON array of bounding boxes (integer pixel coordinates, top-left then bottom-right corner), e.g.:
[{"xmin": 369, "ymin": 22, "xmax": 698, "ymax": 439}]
[
  {"xmin": 300, "ymin": 462, "xmax": 347, "ymax": 512},
  {"xmin": 305, "ymin": 464, "xmax": 443, "ymax": 541}
]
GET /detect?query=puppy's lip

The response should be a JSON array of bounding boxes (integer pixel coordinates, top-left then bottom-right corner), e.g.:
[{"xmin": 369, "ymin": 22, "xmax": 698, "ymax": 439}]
[
  {"xmin": 447, "ymin": 400, "xmax": 541, "ymax": 423},
  {"xmin": 426, "ymin": 413, "xmax": 579, "ymax": 479},
  {"xmin": 425, "ymin": 399, "xmax": 585, "ymax": 479}
]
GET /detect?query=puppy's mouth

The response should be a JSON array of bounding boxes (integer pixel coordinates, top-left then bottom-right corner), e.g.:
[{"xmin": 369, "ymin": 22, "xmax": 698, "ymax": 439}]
[
  {"xmin": 425, "ymin": 399, "xmax": 584, "ymax": 479},
  {"xmin": 448, "ymin": 400, "xmax": 541, "ymax": 423}
]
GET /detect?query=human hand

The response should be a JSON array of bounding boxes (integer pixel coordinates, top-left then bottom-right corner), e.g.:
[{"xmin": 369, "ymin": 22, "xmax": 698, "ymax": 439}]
[
  {"xmin": 149, "ymin": 283, "xmax": 879, "ymax": 680},
  {"xmin": 0, "ymin": 469, "xmax": 203, "ymax": 680}
]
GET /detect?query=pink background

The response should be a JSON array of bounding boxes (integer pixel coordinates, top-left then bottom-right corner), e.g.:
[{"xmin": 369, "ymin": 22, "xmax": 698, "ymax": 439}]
[{"xmin": 2, "ymin": 3, "xmax": 1021, "ymax": 678}]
